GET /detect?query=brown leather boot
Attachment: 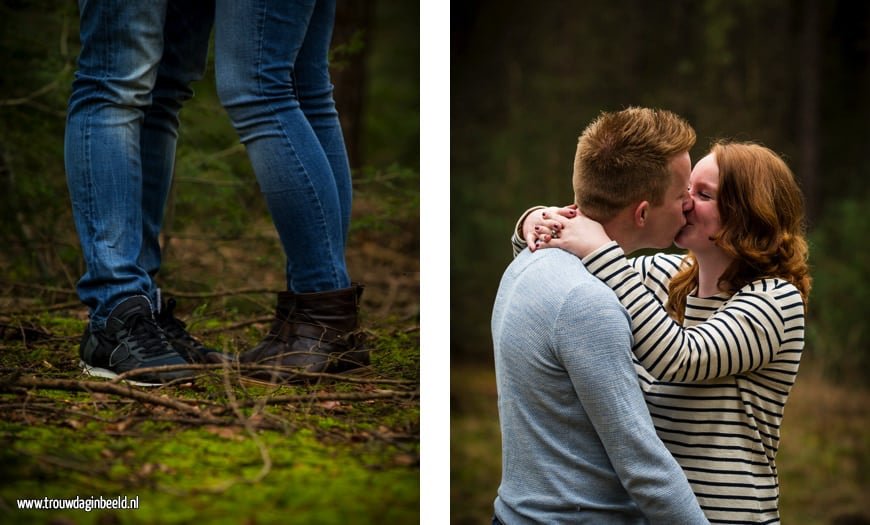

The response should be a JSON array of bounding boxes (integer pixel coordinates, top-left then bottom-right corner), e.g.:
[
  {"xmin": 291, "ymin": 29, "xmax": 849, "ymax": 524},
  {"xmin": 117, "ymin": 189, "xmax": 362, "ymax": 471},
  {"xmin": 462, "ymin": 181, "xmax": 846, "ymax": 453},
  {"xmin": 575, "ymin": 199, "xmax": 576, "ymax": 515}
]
[{"xmin": 238, "ymin": 283, "xmax": 369, "ymax": 383}]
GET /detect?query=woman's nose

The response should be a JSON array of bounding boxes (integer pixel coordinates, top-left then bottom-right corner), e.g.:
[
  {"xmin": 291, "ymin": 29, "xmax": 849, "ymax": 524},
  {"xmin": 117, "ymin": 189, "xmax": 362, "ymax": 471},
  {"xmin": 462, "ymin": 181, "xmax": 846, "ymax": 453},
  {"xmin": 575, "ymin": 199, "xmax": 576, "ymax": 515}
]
[{"xmin": 682, "ymin": 195, "xmax": 695, "ymax": 213}]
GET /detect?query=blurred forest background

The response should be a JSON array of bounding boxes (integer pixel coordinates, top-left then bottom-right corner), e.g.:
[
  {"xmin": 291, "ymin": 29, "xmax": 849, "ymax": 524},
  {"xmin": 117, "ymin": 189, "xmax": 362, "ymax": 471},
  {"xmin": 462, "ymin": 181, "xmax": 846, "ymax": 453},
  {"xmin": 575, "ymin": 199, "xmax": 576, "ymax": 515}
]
[
  {"xmin": 0, "ymin": 0, "xmax": 419, "ymax": 309},
  {"xmin": 451, "ymin": 1, "xmax": 868, "ymax": 524}
]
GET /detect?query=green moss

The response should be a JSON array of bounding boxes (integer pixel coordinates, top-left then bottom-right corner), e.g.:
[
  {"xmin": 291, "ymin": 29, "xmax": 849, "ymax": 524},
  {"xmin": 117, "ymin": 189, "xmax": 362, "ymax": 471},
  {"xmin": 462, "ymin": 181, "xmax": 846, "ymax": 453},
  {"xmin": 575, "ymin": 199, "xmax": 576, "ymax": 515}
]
[
  {"xmin": 0, "ymin": 307, "xmax": 419, "ymax": 525},
  {"xmin": 30, "ymin": 314, "xmax": 87, "ymax": 336},
  {"xmin": 370, "ymin": 329, "xmax": 419, "ymax": 381},
  {"xmin": 1, "ymin": 423, "xmax": 418, "ymax": 525}
]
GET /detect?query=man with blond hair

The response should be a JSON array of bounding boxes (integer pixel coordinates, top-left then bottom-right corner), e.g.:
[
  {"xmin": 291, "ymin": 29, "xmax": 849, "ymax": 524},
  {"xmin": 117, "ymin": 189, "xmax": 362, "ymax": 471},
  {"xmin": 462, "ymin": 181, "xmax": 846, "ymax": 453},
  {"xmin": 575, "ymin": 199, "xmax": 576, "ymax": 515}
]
[{"xmin": 491, "ymin": 107, "xmax": 708, "ymax": 524}]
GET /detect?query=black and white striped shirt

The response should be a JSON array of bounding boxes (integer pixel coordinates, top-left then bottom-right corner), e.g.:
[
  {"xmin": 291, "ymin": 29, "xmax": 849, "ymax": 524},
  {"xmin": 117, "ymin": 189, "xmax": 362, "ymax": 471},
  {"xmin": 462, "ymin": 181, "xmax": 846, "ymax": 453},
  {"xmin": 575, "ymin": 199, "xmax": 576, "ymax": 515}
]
[{"xmin": 581, "ymin": 242, "xmax": 805, "ymax": 524}]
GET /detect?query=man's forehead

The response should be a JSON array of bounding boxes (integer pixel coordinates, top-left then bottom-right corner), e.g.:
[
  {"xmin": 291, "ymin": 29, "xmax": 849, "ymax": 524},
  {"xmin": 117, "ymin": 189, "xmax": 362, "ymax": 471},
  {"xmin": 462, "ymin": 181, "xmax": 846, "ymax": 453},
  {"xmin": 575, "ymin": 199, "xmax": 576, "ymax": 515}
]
[{"xmin": 668, "ymin": 152, "xmax": 691, "ymax": 184}]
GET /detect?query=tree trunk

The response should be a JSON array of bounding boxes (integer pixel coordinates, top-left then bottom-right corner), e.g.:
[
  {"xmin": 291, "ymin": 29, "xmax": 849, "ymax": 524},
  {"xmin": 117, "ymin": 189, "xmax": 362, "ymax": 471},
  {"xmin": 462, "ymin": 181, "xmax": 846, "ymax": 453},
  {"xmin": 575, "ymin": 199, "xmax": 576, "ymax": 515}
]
[
  {"xmin": 332, "ymin": 0, "xmax": 374, "ymax": 170},
  {"xmin": 797, "ymin": 0, "xmax": 821, "ymax": 226}
]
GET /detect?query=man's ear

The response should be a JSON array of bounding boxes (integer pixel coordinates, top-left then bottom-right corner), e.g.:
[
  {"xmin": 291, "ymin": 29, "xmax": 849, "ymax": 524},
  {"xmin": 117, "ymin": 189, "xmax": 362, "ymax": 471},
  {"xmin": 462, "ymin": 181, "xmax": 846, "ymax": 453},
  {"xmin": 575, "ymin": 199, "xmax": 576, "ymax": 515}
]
[{"xmin": 633, "ymin": 201, "xmax": 649, "ymax": 227}]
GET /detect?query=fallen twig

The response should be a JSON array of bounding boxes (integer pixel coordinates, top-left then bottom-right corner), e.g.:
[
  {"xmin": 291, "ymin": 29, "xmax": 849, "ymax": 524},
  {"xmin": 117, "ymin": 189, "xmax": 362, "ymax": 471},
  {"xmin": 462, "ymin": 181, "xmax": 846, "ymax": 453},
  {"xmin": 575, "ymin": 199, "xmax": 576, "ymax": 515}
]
[
  {"xmin": 110, "ymin": 362, "xmax": 417, "ymax": 386},
  {"xmin": 2, "ymin": 301, "xmax": 82, "ymax": 316},
  {"xmin": 0, "ymin": 280, "xmax": 77, "ymax": 296},
  {"xmin": 233, "ymin": 389, "xmax": 419, "ymax": 409},
  {"xmin": 0, "ymin": 322, "xmax": 52, "ymax": 342},
  {"xmin": 160, "ymin": 287, "xmax": 282, "ymax": 299},
  {"xmin": 0, "ymin": 376, "xmax": 201, "ymax": 416},
  {"xmin": 200, "ymin": 316, "xmax": 273, "ymax": 335}
]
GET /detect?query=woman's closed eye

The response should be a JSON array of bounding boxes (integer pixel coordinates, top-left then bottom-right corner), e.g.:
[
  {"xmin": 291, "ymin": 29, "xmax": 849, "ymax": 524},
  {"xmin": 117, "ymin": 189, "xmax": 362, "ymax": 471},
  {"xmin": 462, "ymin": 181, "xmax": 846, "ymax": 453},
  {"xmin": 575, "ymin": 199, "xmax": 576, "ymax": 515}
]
[{"xmin": 690, "ymin": 187, "xmax": 714, "ymax": 200}]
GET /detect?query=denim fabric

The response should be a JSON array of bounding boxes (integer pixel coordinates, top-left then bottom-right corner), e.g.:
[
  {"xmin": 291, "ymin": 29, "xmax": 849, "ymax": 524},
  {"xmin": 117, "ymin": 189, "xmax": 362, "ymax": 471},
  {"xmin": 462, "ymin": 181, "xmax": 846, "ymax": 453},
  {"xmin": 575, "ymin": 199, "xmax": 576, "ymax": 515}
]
[
  {"xmin": 65, "ymin": 0, "xmax": 213, "ymax": 329},
  {"xmin": 491, "ymin": 249, "xmax": 708, "ymax": 524},
  {"xmin": 66, "ymin": 0, "xmax": 352, "ymax": 328},
  {"xmin": 215, "ymin": 0, "xmax": 351, "ymax": 293}
]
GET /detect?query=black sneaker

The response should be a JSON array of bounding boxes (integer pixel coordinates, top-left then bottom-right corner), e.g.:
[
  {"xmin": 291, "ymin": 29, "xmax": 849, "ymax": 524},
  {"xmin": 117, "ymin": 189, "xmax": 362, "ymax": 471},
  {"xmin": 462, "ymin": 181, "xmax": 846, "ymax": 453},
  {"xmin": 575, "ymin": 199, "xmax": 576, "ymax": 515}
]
[
  {"xmin": 156, "ymin": 297, "xmax": 228, "ymax": 363},
  {"xmin": 79, "ymin": 296, "xmax": 193, "ymax": 386}
]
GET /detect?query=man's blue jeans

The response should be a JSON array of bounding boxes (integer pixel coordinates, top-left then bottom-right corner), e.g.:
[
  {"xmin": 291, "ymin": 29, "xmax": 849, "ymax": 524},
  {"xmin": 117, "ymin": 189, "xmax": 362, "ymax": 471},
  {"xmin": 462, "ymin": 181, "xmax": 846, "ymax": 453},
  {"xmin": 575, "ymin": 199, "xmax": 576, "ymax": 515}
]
[{"xmin": 66, "ymin": 0, "xmax": 351, "ymax": 329}]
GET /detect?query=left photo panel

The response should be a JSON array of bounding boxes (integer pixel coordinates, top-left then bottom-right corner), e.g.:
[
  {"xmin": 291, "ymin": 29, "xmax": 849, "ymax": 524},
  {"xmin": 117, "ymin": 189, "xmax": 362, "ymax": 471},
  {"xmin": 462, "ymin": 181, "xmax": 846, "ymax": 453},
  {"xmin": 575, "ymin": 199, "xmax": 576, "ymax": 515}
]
[{"xmin": 0, "ymin": 1, "xmax": 420, "ymax": 523}]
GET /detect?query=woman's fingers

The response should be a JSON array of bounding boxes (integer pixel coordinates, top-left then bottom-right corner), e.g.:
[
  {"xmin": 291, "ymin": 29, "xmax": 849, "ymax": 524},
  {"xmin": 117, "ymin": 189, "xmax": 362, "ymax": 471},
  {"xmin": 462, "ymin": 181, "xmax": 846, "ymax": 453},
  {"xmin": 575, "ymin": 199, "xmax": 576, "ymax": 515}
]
[
  {"xmin": 556, "ymin": 205, "xmax": 578, "ymax": 219},
  {"xmin": 524, "ymin": 206, "xmax": 578, "ymax": 252}
]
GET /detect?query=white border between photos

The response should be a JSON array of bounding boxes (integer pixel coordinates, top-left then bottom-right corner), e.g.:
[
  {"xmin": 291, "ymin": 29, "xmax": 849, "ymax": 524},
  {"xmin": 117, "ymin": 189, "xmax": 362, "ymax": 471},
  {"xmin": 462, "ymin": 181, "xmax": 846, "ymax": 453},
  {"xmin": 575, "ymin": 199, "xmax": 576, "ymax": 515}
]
[{"xmin": 420, "ymin": 1, "xmax": 450, "ymax": 524}]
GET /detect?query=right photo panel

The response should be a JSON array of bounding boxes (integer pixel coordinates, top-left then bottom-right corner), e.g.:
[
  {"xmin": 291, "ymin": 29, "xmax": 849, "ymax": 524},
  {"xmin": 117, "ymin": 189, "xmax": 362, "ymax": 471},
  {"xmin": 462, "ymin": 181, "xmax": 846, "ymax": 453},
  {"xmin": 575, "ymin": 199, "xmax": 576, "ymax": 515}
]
[{"xmin": 450, "ymin": 1, "xmax": 870, "ymax": 524}]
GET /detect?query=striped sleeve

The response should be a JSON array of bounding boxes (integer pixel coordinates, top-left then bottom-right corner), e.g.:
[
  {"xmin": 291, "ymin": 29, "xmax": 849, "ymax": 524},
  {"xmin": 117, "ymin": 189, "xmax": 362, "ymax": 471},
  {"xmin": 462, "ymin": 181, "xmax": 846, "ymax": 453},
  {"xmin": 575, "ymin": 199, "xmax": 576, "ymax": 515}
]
[
  {"xmin": 510, "ymin": 206, "xmax": 546, "ymax": 257},
  {"xmin": 510, "ymin": 229, "xmax": 526, "ymax": 257},
  {"xmin": 626, "ymin": 253, "xmax": 687, "ymax": 303},
  {"xmin": 583, "ymin": 242, "xmax": 804, "ymax": 383}
]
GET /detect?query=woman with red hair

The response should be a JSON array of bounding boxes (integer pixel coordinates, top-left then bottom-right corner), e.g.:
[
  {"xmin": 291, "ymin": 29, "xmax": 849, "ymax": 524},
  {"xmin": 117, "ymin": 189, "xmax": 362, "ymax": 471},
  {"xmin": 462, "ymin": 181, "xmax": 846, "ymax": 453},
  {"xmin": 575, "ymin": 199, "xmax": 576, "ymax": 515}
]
[{"xmin": 516, "ymin": 141, "xmax": 810, "ymax": 523}]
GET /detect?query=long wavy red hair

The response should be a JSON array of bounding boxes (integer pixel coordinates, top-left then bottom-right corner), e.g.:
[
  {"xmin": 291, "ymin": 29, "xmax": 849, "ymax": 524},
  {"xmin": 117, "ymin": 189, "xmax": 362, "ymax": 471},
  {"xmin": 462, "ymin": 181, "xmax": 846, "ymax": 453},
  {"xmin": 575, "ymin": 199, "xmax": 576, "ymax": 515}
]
[{"xmin": 666, "ymin": 141, "xmax": 811, "ymax": 322}]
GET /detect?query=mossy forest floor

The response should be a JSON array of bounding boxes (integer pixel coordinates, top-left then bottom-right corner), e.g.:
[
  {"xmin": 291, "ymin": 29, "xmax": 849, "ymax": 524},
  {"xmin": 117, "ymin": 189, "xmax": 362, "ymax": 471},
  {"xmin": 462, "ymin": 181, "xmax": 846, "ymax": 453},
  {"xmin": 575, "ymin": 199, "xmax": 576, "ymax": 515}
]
[{"xmin": 0, "ymin": 219, "xmax": 420, "ymax": 524}]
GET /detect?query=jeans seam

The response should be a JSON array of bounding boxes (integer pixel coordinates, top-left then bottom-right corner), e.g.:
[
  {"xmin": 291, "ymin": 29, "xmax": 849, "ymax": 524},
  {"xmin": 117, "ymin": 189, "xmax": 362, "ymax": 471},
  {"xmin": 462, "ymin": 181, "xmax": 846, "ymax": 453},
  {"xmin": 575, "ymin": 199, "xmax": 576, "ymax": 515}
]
[{"xmin": 252, "ymin": 1, "xmax": 343, "ymax": 291}]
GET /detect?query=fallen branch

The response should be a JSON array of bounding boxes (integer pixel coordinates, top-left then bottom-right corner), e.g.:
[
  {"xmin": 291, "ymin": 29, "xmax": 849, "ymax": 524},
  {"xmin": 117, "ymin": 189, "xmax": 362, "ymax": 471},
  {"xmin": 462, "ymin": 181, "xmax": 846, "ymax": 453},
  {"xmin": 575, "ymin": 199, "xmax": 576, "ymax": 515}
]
[
  {"xmin": 0, "ymin": 375, "xmax": 201, "ymax": 416},
  {"xmin": 216, "ymin": 364, "xmax": 272, "ymax": 489},
  {"xmin": 110, "ymin": 362, "xmax": 417, "ymax": 386},
  {"xmin": 200, "ymin": 316, "xmax": 273, "ymax": 335},
  {"xmin": 2, "ymin": 301, "xmax": 82, "ymax": 316},
  {"xmin": 0, "ymin": 401, "xmax": 117, "ymax": 424},
  {"xmin": 0, "ymin": 280, "xmax": 77, "ymax": 296},
  {"xmin": 234, "ymin": 389, "xmax": 419, "ymax": 408},
  {"xmin": 0, "ymin": 322, "xmax": 53, "ymax": 342},
  {"xmin": 160, "ymin": 288, "xmax": 282, "ymax": 299}
]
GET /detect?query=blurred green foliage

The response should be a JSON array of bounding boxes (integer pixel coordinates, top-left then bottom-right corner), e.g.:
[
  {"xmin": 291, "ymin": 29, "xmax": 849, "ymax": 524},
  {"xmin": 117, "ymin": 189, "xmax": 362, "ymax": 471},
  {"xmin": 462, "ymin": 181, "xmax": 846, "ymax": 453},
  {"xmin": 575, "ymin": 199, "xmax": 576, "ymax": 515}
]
[
  {"xmin": 806, "ymin": 193, "xmax": 870, "ymax": 383},
  {"xmin": 451, "ymin": 0, "xmax": 870, "ymax": 384},
  {"xmin": 363, "ymin": 1, "xmax": 419, "ymax": 168},
  {"xmin": 0, "ymin": 2, "xmax": 77, "ymax": 281},
  {"xmin": 351, "ymin": 164, "xmax": 420, "ymax": 237}
]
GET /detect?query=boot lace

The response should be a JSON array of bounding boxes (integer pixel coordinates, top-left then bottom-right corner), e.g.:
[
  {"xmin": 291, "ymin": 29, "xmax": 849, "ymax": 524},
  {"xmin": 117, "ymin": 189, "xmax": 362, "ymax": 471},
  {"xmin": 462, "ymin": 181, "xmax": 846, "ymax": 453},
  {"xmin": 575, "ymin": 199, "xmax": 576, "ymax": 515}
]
[
  {"xmin": 158, "ymin": 299, "xmax": 201, "ymax": 346},
  {"xmin": 121, "ymin": 314, "xmax": 174, "ymax": 358}
]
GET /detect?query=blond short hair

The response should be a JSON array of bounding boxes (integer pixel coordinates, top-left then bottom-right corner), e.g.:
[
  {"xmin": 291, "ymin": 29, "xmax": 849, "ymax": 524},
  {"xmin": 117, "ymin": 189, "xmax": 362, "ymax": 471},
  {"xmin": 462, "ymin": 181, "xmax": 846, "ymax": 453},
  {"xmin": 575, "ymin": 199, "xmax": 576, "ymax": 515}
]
[{"xmin": 573, "ymin": 107, "xmax": 696, "ymax": 220}]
